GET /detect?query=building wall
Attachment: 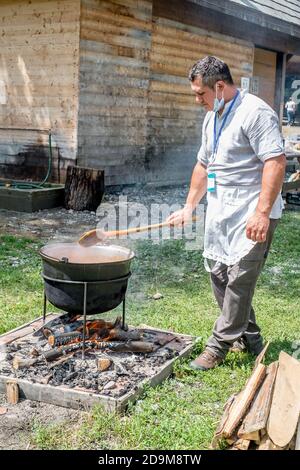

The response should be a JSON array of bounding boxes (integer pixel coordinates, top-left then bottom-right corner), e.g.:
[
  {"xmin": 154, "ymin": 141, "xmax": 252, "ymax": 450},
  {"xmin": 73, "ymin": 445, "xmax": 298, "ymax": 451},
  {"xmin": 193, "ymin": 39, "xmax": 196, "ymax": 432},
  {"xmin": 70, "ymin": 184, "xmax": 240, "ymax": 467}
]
[
  {"xmin": 253, "ymin": 48, "xmax": 277, "ymax": 109},
  {"xmin": 77, "ymin": 0, "xmax": 153, "ymax": 185},
  {"xmin": 0, "ymin": 0, "xmax": 80, "ymax": 182},
  {"xmin": 78, "ymin": 0, "xmax": 254, "ymax": 186},
  {"xmin": 147, "ymin": 16, "xmax": 254, "ymax": 184}
]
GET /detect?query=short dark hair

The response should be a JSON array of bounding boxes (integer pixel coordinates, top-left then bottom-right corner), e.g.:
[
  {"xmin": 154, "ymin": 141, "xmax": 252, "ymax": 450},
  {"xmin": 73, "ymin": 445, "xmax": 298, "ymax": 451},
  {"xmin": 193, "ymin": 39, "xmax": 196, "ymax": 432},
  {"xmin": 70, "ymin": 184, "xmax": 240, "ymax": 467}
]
[{"xmin": 188, "ymin": 56, "xmax": 234, "ymax": 89}]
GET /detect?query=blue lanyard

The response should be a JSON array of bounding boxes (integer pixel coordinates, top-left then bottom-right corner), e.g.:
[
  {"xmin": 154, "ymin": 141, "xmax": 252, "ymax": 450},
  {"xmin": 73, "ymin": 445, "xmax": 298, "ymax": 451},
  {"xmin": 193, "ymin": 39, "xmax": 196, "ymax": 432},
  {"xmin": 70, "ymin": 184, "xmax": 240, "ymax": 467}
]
[{"xmin": 213, "ymin": 90, "xmax": 240, "ymax": 156}]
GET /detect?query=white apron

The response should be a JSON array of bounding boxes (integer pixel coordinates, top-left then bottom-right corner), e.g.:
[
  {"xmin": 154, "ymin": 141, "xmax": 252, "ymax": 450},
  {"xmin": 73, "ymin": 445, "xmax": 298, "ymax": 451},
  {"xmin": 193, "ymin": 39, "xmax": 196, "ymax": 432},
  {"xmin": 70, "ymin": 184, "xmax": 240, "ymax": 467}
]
[{"xmin": 203, "ymin": 184, "xmax": 283, "ymax": 266}]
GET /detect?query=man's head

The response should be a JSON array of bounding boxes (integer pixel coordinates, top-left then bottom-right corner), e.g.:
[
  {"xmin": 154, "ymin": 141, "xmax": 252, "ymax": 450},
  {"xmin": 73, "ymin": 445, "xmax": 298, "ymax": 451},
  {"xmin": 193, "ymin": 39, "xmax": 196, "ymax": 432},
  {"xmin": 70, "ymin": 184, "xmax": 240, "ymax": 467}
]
[{"xmin": 188, "ymin": 56, "xmax": 235, "ymax": 111}]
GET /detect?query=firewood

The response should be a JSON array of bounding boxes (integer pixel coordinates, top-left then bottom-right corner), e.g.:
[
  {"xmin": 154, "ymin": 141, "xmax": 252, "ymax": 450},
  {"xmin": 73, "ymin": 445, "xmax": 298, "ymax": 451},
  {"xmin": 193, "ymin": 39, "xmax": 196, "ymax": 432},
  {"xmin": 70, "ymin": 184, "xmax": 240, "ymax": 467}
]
[
  {"xmin": 48, "ymin": 331, "xmax": 83, "ymax": 347},
  {"xmin": 12, "ymin": 355, "xmax": 40, "ymax": 370},
  {"xmin": 254, "ymin": 342, "xmax": 270, "ymax": 368},
  {"xmin": 267, "ymin": 351, "xmax": 300, "ymax": 448},
  {"xmin": 44, "ymin": 339, "xmax": 153, "ymax": 362},
  {"xmin": 238, "ymin": 361, "xmax": 278, "ymax": 439},
  {"xmin": 211, "ymin": 393, "xmax": 238, "ymax": 448},
  {"xmin": 221, "ymin": 363, "xmax": 266, "ymax": 438},
  {"xmin": 110, "ymin": 341, "xmax": 153, "ymax": 353},
  {"xmin": 47, "ymin": 354, "xmax": 75, "ymax": 369},
  {"xmin": 296, "ymin": 417, "xmax": 300, "ymax": 451},
  {"xmin": 258, "ymin": 435, "xmax": 286, "ymax": 450},
  {"xmin": 40, "ymin": 373, "xmax": 53, "ymax": 384},
  {"xmin": 6, "ymin": 381, "xmax": 19, "ymax": 404},
  {"xmin": 64, "ymin": 165, "xmax": 104, "ymax": 211},
  {"xmin": 231, "ymin": 439, "xmax": 251, "ymax": 450},
  {"xmin": 106, "ymin": 328, "xmax": 142, "ymax": 342},
  {"xmin": 238, "ymin": 430, "xmax": 260, "ymax": 442},
  {"xmin": 96, "ymin": 357, "xmax": 112, "ymax": 372}
]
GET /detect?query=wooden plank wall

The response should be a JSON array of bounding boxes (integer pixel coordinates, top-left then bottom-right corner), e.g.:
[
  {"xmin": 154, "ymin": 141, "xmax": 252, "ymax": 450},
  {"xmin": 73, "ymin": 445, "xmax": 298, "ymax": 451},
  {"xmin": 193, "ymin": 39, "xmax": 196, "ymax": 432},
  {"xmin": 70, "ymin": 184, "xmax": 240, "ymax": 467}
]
[
  {"xmin": 148, "ymin": 17, "xmax": 254, "ymax": 183},
  {"xmin": 78, "ymin": 0, "xmax": 254, "ymax": 186},
  {"xmin": 78, "ymin": 0, "xmax": 153, "ymax": 185},
  {"xmin": 253, "ymin": 48, "xmax": 277, "ymax": 109},
  {"xmin": 0, "ymin": 0, "xmax": 80, "ymax": 182}
]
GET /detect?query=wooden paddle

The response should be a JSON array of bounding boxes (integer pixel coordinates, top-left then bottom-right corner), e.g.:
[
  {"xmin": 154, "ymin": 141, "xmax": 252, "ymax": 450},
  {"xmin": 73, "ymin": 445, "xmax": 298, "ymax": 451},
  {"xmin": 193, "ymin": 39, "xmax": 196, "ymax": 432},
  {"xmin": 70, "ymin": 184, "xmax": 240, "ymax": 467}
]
[{"xmin": 78, "ymin": 216, "xmax": 198, "ymax": 247}]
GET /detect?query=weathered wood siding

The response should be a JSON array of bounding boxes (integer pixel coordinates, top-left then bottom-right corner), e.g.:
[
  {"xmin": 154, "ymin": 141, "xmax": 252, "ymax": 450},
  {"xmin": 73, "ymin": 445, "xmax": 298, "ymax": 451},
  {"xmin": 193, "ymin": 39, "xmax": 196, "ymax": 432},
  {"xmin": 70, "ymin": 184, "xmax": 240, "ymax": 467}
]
[
  {"xmin": 147, "ymin": 17, "xmax": 254, "ymax": 183},
  {"xmin": 253, "ymin": 48, "xmax": 277, "ymax": 109},
  {"xmin": 78, "ymin": 1, "xmax": 254, "ymax": 185},
  {"xmin": 77, "ymin": 0, "xmax": 153, "ymax": 185},
  {"xmin": 0, "ymin": 0, "xmax": 80, "ymax": 182}
]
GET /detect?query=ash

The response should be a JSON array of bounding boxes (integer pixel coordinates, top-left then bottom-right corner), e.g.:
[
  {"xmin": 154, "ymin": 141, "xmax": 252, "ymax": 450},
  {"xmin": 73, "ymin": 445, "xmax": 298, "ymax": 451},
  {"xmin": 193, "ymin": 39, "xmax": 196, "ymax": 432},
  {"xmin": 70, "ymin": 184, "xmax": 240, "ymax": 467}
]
[{"xmin": 0, "ymin": 322, "xmax": 192, "ymax": 399}]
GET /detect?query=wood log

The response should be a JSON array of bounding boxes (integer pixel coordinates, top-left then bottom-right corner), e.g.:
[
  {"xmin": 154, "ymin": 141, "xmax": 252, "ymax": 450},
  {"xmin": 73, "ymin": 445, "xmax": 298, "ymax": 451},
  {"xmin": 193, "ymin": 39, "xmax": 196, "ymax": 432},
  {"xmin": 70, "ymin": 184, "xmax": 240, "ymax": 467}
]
[
  {"xmin": 0, "ymin": 314, "xmax": 57, "ymax": 345},
  {"xmin": 211, "ymin": 393, "xmax": 238, "ymax": 448},
  {"xmin": 44, "ymin": 340, "xmax": 153, "ymax": 361},
  {"xmin": 254, "ymin": 341, "xmax": 270, "ymax": 369},
  {"xmin": 106, "ymin": 328, "xmax": 142, "ymax": 342},
  {"xmin": 267, "ymin": 351, "xmax": 300, "ymax": 448},
  {"xmin": 296, "ymin": 417, "xmax": 300, "ymax": 451},
  {"xmin": 96, "ymin": 357, "xmax": 112, "ymax": 372},
  {"xmin": 6, "ymin": 381, "xmax": 19, "ymax": 405},
  {"xmin": 238, "ymin": 361, "xmax": 278, "ymax": 439},
  {"xmin": 47, "ymin": 354, "xmax": 75, "ymax": 370},
  {"xmin": 221, "ymin": 363, "xmax": 266, "ymax": 438},
  {"xmin": 258, "ymin": 435, "xmax": 286, "ymax": 450},
  {"xmin": 48, "ymin": 331, "xmax": 83, "ymax": 347},
  {"xmin": 12, "ymin": 356, "xmax": 40, "ymax": 370},
  {"xmin": 48, "ymin": 325, "xmax": 140, "ymax": 347},
  {"xmin": 231, "ymin": 439, "xmax": 251, "ymax": 450},
  {"xmin": 110, "ymin": 341, "xmax": 153, "ymax": 353},
  {"xmin": 237, "ymin": 430, "xmax": 260, "ymax": 442},
  {"xmin": 64, "ymin": 165, "xmax": 104, "ymax": 211}
]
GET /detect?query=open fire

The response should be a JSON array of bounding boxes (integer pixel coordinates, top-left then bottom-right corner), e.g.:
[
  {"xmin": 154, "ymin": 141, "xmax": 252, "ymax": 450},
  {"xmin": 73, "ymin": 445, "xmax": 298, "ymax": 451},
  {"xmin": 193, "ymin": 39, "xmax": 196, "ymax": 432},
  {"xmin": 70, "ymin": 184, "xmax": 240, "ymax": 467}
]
[{"xmin": 0, "ymin": 314, "xmax": 193, "ymax": 406}]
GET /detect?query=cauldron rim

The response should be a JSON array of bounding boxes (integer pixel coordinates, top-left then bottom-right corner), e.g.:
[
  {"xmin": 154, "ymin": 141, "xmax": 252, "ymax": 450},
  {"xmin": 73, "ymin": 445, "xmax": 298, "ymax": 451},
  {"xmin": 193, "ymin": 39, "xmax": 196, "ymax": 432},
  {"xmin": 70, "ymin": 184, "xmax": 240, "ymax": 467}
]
[{"xmin": 39, "ymin": 242, "xmax": 135, "ymax": 266}]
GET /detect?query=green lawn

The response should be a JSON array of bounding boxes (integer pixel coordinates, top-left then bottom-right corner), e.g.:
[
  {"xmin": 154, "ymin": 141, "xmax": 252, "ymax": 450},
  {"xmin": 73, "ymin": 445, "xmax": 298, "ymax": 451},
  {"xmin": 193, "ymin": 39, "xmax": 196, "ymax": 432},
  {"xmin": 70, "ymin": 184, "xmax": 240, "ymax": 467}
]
[{"xmin": 0, "ymin": 211, "xmax": 299, "ymax": 449}]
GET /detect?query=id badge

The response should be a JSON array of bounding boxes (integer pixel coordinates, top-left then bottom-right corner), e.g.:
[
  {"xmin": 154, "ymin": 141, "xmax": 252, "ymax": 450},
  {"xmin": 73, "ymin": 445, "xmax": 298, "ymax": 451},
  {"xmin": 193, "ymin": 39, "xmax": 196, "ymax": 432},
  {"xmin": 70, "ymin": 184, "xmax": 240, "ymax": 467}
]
[{"xmin": 207, "ymin": 172, "xmax": 216, "ymax": 192}]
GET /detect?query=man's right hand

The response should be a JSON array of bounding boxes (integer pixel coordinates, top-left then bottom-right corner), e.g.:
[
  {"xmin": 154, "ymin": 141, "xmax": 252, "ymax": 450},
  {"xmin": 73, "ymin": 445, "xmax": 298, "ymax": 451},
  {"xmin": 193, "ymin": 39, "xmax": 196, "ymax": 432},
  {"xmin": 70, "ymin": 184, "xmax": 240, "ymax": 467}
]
[{"xmin": 166, "ymin": 206, "xmax": 193, "ymax": 226}]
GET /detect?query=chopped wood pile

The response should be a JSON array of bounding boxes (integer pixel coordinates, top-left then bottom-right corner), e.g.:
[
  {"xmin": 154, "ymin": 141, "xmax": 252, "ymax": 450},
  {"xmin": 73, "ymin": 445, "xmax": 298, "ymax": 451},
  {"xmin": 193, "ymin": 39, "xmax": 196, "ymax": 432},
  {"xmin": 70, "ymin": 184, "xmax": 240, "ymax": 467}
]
[{"xmin": 212, "ymin": 345, "xmax": 300, "ymax": 450}]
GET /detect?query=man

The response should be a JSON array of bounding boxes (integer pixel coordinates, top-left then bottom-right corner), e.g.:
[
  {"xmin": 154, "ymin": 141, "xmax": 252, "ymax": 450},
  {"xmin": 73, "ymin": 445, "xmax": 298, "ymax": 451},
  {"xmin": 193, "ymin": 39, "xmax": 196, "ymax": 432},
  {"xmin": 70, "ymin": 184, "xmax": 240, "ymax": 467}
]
[
  {"xmin": 167, "ymin": 56, "xmax": 286, "ymax": 371},
  {"xmin": 285, "ymin": 97, "xmax": 297, "ymax": 126}
]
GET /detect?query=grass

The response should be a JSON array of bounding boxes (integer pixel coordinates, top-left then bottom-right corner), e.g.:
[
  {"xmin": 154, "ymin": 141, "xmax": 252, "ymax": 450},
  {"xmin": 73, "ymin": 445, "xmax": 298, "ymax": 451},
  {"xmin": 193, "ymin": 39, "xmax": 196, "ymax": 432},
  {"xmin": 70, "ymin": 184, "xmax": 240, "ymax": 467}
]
[{"xmin": 0, "ymin": 211, "xmax": 300, "ymax": 449}]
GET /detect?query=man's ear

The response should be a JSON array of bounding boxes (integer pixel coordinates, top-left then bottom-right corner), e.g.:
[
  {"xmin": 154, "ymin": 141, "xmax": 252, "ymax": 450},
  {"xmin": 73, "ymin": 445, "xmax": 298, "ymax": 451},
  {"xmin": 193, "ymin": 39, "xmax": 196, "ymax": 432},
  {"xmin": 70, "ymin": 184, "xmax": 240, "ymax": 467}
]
[{"xmin": 216, "ymin": 81, "xmax": 225, "ymax": 91}]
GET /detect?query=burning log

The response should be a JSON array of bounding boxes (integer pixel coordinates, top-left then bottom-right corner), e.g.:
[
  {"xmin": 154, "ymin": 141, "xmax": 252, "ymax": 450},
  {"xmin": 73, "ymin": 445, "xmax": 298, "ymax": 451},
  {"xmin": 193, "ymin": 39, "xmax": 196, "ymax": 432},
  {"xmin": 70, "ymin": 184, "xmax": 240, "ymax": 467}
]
[
  {"xmin": 105, "ymin": 328, "xmax": 141, "ymax": 342},
  {"xmin": 48, "ymin": 331, "xmax": 83, "ymax": 347},
  {"xmin": 43, "ymin": 340, "xmax": 154, "ymax": 362},
  {"xmin": 47, "ymin": 324, "xmax": 141, "ymax": 347}
]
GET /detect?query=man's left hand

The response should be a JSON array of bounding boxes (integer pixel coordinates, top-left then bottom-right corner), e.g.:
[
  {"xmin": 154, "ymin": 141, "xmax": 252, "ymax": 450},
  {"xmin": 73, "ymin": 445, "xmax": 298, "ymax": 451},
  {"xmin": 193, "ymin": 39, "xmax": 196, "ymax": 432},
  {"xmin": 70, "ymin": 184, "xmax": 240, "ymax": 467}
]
[{"xmin": 246, "ymin": 212, "xmax": 270, "ymax": 242}]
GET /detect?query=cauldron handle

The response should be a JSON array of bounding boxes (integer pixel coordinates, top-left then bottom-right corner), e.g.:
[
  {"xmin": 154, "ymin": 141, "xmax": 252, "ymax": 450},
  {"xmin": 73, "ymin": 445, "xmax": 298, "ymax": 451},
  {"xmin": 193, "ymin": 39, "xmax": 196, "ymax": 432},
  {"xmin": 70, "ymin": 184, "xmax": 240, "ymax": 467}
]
[{"xmin": 41, "ymin": 253, "xmax": 69, "ymax": 263}]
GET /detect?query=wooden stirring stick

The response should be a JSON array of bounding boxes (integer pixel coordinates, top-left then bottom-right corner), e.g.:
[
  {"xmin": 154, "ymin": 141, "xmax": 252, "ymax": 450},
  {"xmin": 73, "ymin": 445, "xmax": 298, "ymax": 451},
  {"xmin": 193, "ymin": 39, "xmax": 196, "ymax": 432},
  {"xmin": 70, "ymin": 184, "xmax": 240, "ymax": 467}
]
[{"xmin": 78, "ymin": 216, "xmax": 198, "ymax": 247}]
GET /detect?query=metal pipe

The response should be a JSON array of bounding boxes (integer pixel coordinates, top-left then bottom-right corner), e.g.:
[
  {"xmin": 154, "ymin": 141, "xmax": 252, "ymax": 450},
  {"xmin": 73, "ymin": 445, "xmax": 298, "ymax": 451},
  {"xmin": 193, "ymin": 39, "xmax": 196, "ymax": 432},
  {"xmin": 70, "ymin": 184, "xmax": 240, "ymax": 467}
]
[{"xmin": 82, "ymin": 282, "xmax": 88, "ymax": 360}]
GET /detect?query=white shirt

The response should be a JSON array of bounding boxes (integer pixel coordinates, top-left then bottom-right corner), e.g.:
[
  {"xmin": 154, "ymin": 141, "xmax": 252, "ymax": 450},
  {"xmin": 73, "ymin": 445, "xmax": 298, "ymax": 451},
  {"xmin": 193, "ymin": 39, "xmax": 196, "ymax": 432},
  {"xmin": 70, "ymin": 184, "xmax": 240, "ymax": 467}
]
[
  {"xmin": 197, "ymin": 90, "xmax": 284, "ymax": 265},
  {"xmin": 285, "ymin": 100, "xmax": 296, "ymax": 112}
]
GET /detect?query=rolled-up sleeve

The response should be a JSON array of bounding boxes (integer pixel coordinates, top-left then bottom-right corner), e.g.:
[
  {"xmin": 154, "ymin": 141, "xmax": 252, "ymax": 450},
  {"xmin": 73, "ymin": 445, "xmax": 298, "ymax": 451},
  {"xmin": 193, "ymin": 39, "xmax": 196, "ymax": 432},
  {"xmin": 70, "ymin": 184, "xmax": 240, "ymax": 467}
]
[{"xmin": 244, "ymin": 107, "xmax": 284, "ymax": 162}]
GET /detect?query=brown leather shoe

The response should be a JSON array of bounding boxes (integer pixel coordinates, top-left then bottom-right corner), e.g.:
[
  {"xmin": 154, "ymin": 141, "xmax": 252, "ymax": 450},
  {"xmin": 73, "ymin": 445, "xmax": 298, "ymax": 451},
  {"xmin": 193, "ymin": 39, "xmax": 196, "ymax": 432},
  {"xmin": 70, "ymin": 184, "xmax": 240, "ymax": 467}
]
[{"xmin": 190, "ymin": 349, "xmax": 223, "ymax": 371}]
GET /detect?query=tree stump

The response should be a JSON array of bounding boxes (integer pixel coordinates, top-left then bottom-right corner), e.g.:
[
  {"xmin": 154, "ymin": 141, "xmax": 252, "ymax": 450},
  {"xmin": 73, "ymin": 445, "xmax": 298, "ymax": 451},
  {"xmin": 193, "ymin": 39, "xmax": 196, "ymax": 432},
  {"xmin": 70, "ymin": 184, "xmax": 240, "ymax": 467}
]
[{"xmin": 64, "ymin": 166, "xmax": 104, "ymax": 211}]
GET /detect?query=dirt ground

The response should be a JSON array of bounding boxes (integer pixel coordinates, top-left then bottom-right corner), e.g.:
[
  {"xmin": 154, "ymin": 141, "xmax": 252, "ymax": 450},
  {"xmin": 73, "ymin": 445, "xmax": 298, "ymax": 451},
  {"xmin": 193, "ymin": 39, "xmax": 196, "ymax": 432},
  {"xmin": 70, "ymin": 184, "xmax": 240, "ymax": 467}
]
[
  {"xmin": 0, "ymin": 185, "xmax": 188, "ymax": 242},
  {"xmin": 0, "ymin": 393, "xmax": 82, "ymax": 450}
]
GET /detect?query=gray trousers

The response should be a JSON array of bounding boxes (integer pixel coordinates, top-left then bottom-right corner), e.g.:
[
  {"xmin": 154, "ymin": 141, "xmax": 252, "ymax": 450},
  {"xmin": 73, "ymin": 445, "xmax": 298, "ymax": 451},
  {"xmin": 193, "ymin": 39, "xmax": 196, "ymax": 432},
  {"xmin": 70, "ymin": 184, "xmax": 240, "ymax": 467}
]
[{"xmin": 206, "ymin": 219, "xmax": 278, "ymax": 358}]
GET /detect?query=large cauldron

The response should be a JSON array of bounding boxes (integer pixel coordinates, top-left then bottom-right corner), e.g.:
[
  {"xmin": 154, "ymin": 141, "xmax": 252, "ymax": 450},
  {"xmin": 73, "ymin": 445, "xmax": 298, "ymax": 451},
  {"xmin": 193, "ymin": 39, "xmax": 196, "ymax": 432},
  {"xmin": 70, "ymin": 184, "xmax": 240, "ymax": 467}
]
[{"xmin": 40, "ymin": 243, "xmax": 135, "ymax": 315}]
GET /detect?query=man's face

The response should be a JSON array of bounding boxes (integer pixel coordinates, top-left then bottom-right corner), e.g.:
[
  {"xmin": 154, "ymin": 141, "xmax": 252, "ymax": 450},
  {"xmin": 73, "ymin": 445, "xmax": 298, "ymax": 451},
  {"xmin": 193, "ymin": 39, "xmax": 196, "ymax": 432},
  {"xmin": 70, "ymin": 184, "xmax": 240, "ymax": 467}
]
[{"xmin": 191, "ymin": 76, "xmax": 215, "ymax": 111}]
